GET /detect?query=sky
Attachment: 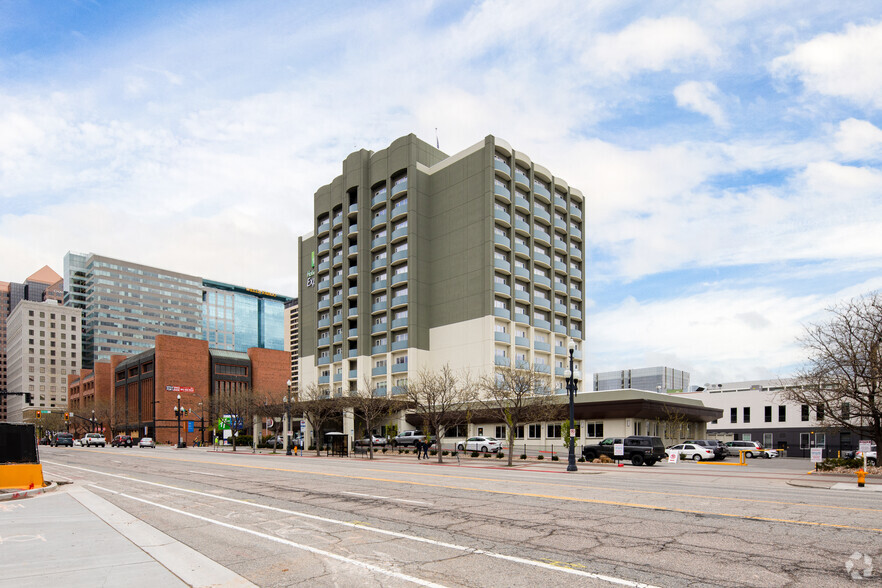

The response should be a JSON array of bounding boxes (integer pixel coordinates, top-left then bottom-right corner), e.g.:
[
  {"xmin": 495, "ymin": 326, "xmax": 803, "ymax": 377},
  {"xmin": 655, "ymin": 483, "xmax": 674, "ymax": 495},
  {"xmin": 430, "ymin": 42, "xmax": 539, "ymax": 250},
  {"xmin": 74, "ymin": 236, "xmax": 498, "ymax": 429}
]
[{"xmin": 2, "ymin": 1, "xmax": 882, "ymax": 386}]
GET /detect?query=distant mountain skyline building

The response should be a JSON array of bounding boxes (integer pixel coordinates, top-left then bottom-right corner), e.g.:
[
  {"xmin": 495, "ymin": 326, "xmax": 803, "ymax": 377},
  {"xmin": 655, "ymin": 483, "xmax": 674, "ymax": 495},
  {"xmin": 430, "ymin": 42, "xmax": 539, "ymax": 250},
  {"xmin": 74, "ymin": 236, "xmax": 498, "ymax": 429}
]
[
  {"xmin": 63, "ymin": 252, "xmax": 293, "ymax": 370},
  {"xmin": 594, "ymin": 366, "xmax": 690, "ymax": 394}
]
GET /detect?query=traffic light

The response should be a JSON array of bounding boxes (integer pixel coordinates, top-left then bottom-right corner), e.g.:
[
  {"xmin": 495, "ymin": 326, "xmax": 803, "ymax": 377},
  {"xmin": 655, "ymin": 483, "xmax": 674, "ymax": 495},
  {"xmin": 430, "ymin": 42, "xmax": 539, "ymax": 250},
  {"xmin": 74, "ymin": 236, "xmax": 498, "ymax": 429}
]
[
  {"xmin": 64, "ymin": 412, "xmax": 70, "ymax": 422},
  {"xmin": 35, "ymin": 410, "xmax": 41, "ymax": 420}
]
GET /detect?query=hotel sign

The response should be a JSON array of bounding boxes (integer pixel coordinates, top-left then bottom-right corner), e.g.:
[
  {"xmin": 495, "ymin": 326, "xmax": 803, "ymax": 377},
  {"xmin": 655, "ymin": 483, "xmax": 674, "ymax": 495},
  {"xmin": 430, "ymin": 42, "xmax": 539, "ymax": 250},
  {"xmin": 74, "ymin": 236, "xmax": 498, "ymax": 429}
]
[{"xmin": 166, "ymin": 386, "xmax": 195, "ymax": 393}]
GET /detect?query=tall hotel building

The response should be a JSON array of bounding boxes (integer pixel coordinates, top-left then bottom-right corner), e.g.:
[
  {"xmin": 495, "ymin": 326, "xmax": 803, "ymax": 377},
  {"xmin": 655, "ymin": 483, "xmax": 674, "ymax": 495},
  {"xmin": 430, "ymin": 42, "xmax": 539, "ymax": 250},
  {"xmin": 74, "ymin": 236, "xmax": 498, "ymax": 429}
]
[
  {"xmin": 298, "ymin": 134, "xmax": 584, "ymax": 396},
  {"xmin": 63, "ymin": 252, "xmax": 292, "ymax": 369}
]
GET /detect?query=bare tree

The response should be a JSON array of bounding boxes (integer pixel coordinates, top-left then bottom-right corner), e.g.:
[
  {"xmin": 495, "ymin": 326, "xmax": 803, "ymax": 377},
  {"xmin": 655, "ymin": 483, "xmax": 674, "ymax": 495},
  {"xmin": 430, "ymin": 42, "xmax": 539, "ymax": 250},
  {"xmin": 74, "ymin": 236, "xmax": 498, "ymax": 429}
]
[
  {"xmin": 479, "ymin": 363, "xmax": 564, "ymax": 466},
  {"xmin": 653, "ymin": 405, "xmax": 692, "ymax": 445},
  {"xmin": 782, "ymin": 291, "xmax": 882, "ymax": 451},
  {"xmin": 211, "ymin": 386, "xmax": 257, "ymax": 452},
  {"xmin": 293, "ymin": 383, "xmax": 340, "ymax": 456},
  {"xmin": 403, "ymin": 365, "xmax": 477, "ymax": 463},
  {"xmin": 348, "ymin": 378, "xmax": 407, "ymax": 459}
]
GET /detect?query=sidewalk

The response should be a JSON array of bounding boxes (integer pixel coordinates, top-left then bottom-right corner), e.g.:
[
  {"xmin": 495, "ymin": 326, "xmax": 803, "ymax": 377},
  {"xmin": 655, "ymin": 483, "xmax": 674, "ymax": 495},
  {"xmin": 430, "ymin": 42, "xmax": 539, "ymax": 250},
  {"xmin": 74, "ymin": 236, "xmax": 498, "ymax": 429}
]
[{"xmin": 0, "ymin": 484, "xmax": 255, "ymax": 588}]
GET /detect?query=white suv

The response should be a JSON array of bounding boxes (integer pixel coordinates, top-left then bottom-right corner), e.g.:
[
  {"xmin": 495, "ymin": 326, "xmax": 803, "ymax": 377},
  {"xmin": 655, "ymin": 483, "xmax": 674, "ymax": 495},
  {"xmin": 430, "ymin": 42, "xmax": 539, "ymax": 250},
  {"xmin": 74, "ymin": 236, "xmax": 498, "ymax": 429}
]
[
  {"xmin": 725, "ymin": 440, "xmax": 774, "ymax": 458},
  {"xmin": 83, "ymin": 433, "xmax": 106, "ymax": 447}
]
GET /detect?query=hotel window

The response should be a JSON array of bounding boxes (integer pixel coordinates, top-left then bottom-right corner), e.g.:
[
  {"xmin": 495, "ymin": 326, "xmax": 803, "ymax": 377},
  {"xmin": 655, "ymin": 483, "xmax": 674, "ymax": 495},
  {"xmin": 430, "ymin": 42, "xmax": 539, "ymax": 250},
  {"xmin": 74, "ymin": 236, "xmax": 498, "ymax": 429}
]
[
  {"xmin": 495, "ymin": 347, "xmax": 508, "ymax": 358},
  {"xmin": 516, "ymin": 212, "xmax": 529, "ymax": 224},
  {"xmin": 495, "ymin": 426, "xmax": 506, "ymax": 439},
  {"xmin": 743, "ymin": 407, "xmax": 750, "ymax": 423},
  {"xmin": 514, "ymin": 281, "xmax": 528, "ymax": 292},
  {"xmin": 801, "ymin": 405, "xmax": 810, "ymax": 421},
  {"xmin": 494, "ymin": 324, "xmax": 507, "ymax": 333},
  {"xmin": 528, "ymin": 424, "xmax": 541, "ymax": 439},
  {"xmin": 494, "ymin": 299, "xmax": 509, "ymax": 310},
  {"xmin": 764, "ymin": 406, "xmax": 772, "ymax": 422},
  {"xmin": 585, "ymin": 422, "xmax": 603, "ymax": 438},
  {"xmin": 393, "ymin": 265, "xmax": 407, "ymax": 276},
  {"xmin": 495, "ymin": 178, "xmax": 510, "ymax": 195},
  {"xmin": 514, "ymin": 259, "xmax": 528, "ymax": 270},
  {"xmin": 546, "ymin": 423, "xmax": 561, "ymax": 438},
  {"xmin": 816, "ymin": 405, "xmax": 825, "ymax": 420},
  {"xmin": 495, "ymin": 226, "xmax": 507, "ymax": 238},
  {"xmin": 393, "ymin": 332, "xmax": 407, "ymax": 343},
  {"xmin": 393, "ymin": 286, "xmax": 408, "ymax": 297},
  {"xmin": 778, "ymin": 406, "xmax": 786, "ymax": 422},
  {"xmin": 495, "ymin": 202, "xmax": 507, "ymax": 213},
  {"xmin": 495, "ymin": 251, "xmax": 508, "ymax": 261},
  {"xmin": 374, "ymin": 272, "xmax": 387, "ymax": 283},
  {"xmin": 374, "ymin": 228, "xmax": 387, "ymax": 239},
  {"xmin": 730, "ymin": 407, "xmax": 737, "ymax": 423},
  {"xmin": 375, "ymin": 359, "xmax": 386, "ymax": 368}
]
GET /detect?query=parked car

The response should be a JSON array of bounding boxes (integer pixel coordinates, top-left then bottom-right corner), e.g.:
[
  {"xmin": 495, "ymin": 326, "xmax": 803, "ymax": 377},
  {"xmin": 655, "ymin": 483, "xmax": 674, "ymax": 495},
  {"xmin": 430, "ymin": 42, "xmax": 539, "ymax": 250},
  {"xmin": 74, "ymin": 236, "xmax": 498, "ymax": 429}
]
[
  {"xmin": 139, "ymin": 437, "xmax": 156, "ymax": 448},
  {"xmin": 725, "ymin": 440, "xmax": 773, "ymax": 458},
  {"xmin": 82, "ymin": 433, "xmax": 106, "ymax": 447},
  {"xmin": 582, "ymin": 436, "xmax": 667, "ymax": 466},
  {"xmin": 73, "ymin": 438, "xmax": 82, "ymax": 447},
  {"xmin": 684, "ymin": 439, "xmax": 728, "ymax": 460},
  {"xmin": 666, "ymin": 443, "xmax": 716, "ymax": 461},
  {"xmin": 111, "ymin": 435, "xmax": 133, "ymax": 447},
  {"xmin": 51, "ymin": 432, "xmax": 74, "ymax": 447},
  {"xmin": 457, "ymin": 436, "xmax": 503, "ymax": 453},
  {"xmin": 355, "ymin": 435, "xmax": 387, "ymax": 447},
  {"xmin": 392, "ymin": 430, "xmax": 433, "ymax": 447},
  {"xmin": 856, "ymin": 446, "xmax": 877, "ymax": 465}
]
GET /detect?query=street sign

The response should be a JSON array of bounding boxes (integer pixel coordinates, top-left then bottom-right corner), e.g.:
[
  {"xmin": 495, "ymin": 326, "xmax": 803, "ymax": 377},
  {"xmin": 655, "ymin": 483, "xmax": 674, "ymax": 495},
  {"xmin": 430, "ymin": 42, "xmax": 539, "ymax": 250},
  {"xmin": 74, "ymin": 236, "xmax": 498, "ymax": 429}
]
[
  {"xmin": 668, "ymin": 452, "xmax": 679, "ymax": 463},
  {"xmin": 188, "ymin": 421, "xmax": 194, "ymax": 433},
  {"xmin": 810, "ymin": 448, "xmax": 824, "ymax": 462},
  {"xmin": 266, "ymin": 418, "xmax": 274, "ymax": 428},
  {"xmin": 300, "ymin": 420, "xmax": 306, "ymax": 433},
  {"xmin": 614, "ymin": 443, "xmax": 624, "ymax": 457},
  {"xmin": 859, "ymin": 440, "xmax": 873, "ymax": 453}
]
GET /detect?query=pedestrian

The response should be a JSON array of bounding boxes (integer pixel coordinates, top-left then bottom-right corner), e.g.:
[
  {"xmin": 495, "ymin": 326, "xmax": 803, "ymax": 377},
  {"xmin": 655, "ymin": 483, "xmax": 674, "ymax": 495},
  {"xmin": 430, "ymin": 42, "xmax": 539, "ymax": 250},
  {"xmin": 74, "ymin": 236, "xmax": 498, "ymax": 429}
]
[
  {"xmin": 422, "ymin": 439, "xmax": 429, "ymax": 459},
  {"xmin": 415, "ymin": 439, "xmax": 422, "ymax": 460}
]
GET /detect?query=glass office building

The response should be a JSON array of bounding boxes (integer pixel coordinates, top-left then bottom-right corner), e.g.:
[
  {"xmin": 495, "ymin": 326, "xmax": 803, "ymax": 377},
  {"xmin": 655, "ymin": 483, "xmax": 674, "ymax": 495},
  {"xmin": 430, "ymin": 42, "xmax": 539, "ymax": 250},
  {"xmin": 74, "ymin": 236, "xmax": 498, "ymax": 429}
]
[
  {"xmin": 202, "ymin": 280, "xmax": 290, "ymax": 353},
  {"xmin": 594, "ymin": 366, "xmax": 690, "ymax": 394}
]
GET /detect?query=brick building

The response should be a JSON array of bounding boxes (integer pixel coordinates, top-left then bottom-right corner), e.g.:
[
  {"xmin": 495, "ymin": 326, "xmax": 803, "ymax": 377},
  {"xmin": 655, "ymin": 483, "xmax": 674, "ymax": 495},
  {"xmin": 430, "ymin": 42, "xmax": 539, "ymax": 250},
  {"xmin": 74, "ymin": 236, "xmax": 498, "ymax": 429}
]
[
  {"xmin": 67, "ymin": 360, "xmax": 119, "ymax": 436},
  {"xmin": 105, "ymin": 335, "xmax": 289, "ymax": 445}
]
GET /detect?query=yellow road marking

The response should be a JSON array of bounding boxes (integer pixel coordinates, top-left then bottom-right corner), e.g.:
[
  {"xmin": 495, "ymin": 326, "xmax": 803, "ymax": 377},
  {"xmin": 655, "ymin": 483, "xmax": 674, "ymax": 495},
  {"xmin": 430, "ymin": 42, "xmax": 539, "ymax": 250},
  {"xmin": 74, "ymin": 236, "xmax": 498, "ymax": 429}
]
[
  {"xmin": 103, "ymin": 450, "xmax": 882, "ymax": 515},
  {"xmin": 65, "ymin": 456, "xmax": 882, "ymax": 533}
]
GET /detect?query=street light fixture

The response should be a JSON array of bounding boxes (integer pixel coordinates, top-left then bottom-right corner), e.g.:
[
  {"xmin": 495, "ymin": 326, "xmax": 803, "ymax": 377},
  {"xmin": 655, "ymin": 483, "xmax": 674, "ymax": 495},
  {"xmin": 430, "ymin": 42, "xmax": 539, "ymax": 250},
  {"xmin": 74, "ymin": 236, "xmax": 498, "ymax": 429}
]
[
  {"xmin": 91, "ymin": 410, "xmax": 96, "ymax": 434},
  {"xmin": 175, "ymin": 394, "xmax": 183, "ymax": 448},
  {"xmin": 284, "ymin": 379, "xmax": 292, "ymax": 456},
  {"xmin": 564, "ymin": 340, "xmax": 580, "ymax": 472}
]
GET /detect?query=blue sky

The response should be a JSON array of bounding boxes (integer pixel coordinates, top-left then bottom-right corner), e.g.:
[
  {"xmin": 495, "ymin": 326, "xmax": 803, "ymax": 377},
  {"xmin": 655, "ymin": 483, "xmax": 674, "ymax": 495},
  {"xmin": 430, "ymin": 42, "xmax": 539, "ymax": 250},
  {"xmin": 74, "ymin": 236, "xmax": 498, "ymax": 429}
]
[{"xmin": 2, "ymin": 1, "xmax": 882, "ymax": 384}]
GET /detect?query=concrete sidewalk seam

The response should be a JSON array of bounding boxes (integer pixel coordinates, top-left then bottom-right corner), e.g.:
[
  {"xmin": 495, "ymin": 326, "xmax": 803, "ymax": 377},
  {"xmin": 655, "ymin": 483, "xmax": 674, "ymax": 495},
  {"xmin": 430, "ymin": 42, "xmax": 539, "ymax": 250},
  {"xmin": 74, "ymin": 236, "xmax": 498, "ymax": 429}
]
[{"xmin": 67, "ymin": 485, "xmax": 256, "ymax": 588}]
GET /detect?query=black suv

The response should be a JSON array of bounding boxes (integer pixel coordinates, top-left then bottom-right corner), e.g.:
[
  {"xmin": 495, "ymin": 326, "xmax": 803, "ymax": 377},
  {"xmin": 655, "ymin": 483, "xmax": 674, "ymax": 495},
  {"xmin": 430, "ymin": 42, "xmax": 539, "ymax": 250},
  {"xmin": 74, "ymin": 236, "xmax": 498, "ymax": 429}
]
[
  {"xmin": 52, "ymin": 432, "xmax": 74, "ymax": 447},
  {"xmin": 582, "ymin": 436, "xmax": 667, "ymax": 466},
  {"xmin": 685, "ymin": 439, "xmax": 728, "ymax": 460}
]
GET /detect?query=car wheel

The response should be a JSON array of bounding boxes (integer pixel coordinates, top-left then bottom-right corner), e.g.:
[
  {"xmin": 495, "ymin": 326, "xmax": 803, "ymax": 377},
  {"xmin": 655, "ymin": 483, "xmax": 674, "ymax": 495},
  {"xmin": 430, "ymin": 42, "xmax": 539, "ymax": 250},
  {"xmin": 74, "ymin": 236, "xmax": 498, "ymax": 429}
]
[
  {"xmin": 692, "ymin": 454, "xmax": 702, "ymax": 461},
  {"xmin": 744, "ymin": 451, "xmax": 753, "ymax": 459},
  {"xmin": 631, "ymin": 454, "xmax": 644, "ymax": 466},
  {"xmin": 583, "ymin": 451, "xmax": 596, "ymax": 460},
  {"xmin": 457, "ymin": 444, "xmax": 464, "ymax": 451},
  {"xmin": 645, "ymin": 459, "xmax": 656, "ymax": 466},
  {"xmin": 481, "ymin": 446, "xmax": 488, "ymax": 453}
]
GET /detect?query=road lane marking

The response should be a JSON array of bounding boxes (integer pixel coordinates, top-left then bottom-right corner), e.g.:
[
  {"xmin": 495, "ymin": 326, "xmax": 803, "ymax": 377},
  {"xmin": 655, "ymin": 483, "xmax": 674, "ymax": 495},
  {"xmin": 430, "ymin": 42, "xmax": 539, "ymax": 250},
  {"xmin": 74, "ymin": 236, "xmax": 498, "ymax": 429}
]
[
  {"xmin": 49, "ymin": 462, "xmax": 659, "ymax": 587},
  {"xmin": 342, "ymin": 491, "xmax": 431, "ymax": 505},
  {"xmin": 188, "ymin": 470, "xmax": 227, "ymax": 478},
  {"xmin": 45, "ymin": 461, "xmax": 882, "ymax": 534},
  {"xmin": 76, "ymin": 451, "xmax": 882, "ymax": 514}
]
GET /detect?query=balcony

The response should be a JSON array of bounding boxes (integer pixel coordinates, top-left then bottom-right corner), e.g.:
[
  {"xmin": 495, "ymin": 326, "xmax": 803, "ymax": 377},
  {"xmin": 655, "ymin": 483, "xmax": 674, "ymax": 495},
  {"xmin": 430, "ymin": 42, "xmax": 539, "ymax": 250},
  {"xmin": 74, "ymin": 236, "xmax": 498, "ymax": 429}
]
[
  {"xmin": 554, "ymin": 194, "xmax": 567, "ymax": 210},
  {"xmin": 534, "ymin": 229, "xmax": 551, "ymax": 245},
  {"xmin": 554, "ymin": 218, "xmax": 567, "ymax": 231},
  {"xmin": 348, "ymin": 223, "xmax": 358, "ymax": 236},
  {"xmin": 534, "ymin": 296, "xmax": 551, "ymax": 310},
  {"xmin": 534, "ymin": 275, "xmax": 551, "ymax": 288},
  {"xmin": 391, "ymin": 339, "xmax": 408, "ymax": 351},
  {"xmin": 494, "ymin": 332, "xmax": 510, "ymax": 343},
  {"xmin": 373, "ymin": 388, "xmax": 387, "ymax": 398},
  {"xmin": 533, "ymin": 208, "xmax": 550, "ymax": 224},
  {"xmin": 570, "ymin": 205, "xmax": 582, "ymax": 220},
  {"xmin": 371, "ymin": 235, "xmax": 387, "ymax": 250},
  {"xmin": 494, "ymin": 259, "xmax": 511, "ymax": 273},
  {"xmin": 372, "ymin": 365, "xmax": 387, "ymax": 376},
  {"xmin": 371, "ymin": 279, "xmax": 387, "ymax": 292},
  {"xmin": 514, "ymin": 219, "xmax": 530, "ymax": 234},
  {"xmin": 371, "ymin": 258, "xmax": 388, "ymax": 271},
  {"xmin": 391, "ymin": 272, "xmax": 408, "ymax": 285},
  {"xmin": 570, "ymin": 246, "xmax": 583, "ymax": 260},
  {"xmin": 494, "ymin": 209, "xmax": 511, "ymax": 226},
  {"xmin": 332, "ymin": 254, "xmax": 343, "ymax": 266},
  {"xmin": 372, "ymin": 301, "xmax": 387, "ymax": 313},
  {"xmin": 494, "ymin": 283, "xmax": 511, "ymax": 297},
  {"xmin": 333, "ymin": 371, "xmax": 342, "ymax": 381},
  {"xmin": 535, "ymin": 363, "xmax": 551, "ymax": 374},
  {"xmin": 570, "ymin": 328, "xmax": 582, "ymax": 339},
  {"xmin": 391, "ymin": 226, "xmax": 408, "ymax": 242},
  {"xmin": 348, "ymin": 286, "xmax": 358, "ymax": 297},
  {"xmin": 570, "ymin": 267, "xmax": 582, "ymax": 280},
  {"xmin": 333, "ymin": 293, "xmax": 343, "ymax": 305},
  {"xmin": 391, "ymin": 318, "xmax": 408, "ymax": 330},
  {"xmin": 534, "ymin": 319, "xmax": 551, "ymax": 330},
  {"xmin": 570, "ymin": 287, "xmax": 582, "ymax": 299},
  {"xmin": 555, "ymin": 366, "xmax": 566, "ymax": 376},
  {"xmin": 391, "ymin": 201, "xmax": 407, "ymax": 220},
  {"xmin": 349, "ymin": 369, "xmax": 358, "ymax": 379},
  {"xmin": 495, "ymin": 159, "xmax": 511, "ymax": 176},
  {"xmin": 534, "ymin": 341, "xmax": 551, "ymax": 352},
  {"xmin": 494, "ymin": 182, "xmax": 511, "ymax": 200},
  {"xmin": 554, "ymin": 261, "xmax": 567, "ymax": 273},
  {"xmin": 495, "ymin": 356, "xmax": 511, "ymax": 367},
  {"xmin": 391, "ymin": 362, "xmax": 408, "ymax": 374},
  {"xmin": 317, "ymin": 298, "xmax": 330, "ymax": 311},
  {"xmin": 494, "ymin": 234, "xmax": 511, "ymax": 249},
  {"xmin": 332, "ymin": 311, "xmax": 343, "ymax": 323},
  {"xmin": 317, "ymin": 220, "xmax": 331, "ymax": 235},
  {"xmin": 514, "ymin": 312, "xmax": 530, "ymax": 324},
  {"xmin": 554, "ymin": 302, "xmax": 567, "ymax": 314},
  {"xmin": 371, "ymin": 322, "xmax": 388, "ymax": 334},
  {"xmin": 347, "ymin": 265, "xmax": 358, "ymax": 278},
  {"xmin": 569, "ymin": 225, "xmax": 582, "ymax": 241},
  {"xmin": 391, "ymin": 178, "xmax": 408, "ymax": 197},
  {"xmin": 332, "ymin": 234, "xmax": 343, "ymax": 247},
  {"xmin": 493, "ymin": 308, "xmax": 510, "ymax": 319},
  {"xmin": 514, "ymin": 196, "xmax": 530, "ymax": 213},
  {"xmin": 534, "ymin": 183, "xmax": 551, "ymax": 200},
  {"xmin": 333, "ymin": 213, "xmax": 343, "ymax": 226},
  {"xmin": 371, "ymin": 213, "xmax": 387, "ymax": 229},
  {"xmin": 371, "ymin": 192, "xmax": 387, "ymax": 207},
  {"xmin": 570, "ymin": 309, "xmax": 582, "ymax": 320},
  {"xmin": 554, "ymin": 345, "xmax": 567, "ymax": 356},
  {"xmin": 515, "ymin": 336, "xmax": 530, "ymax": 347},
  {"xmin": 318, "ymin": 241, "xmax": 330, "ymax": 254},
  {"xmin": 515, "ymin": 169, "xmax": 529, "ymax": 187},
  {"xmin": 514, "ymin": 289, "xmax": 529, "ymax": 302},
  {"xmin": 348, "ymin": 348, "xmax": 359, "ymax": 358},
  {"xmin": 333, "ymin": 333, "xmax": 343, "ymax": 344},
  {"xmin": 318, "ymin": 260, "xmax": 330, "ymax": 272},
  {"xmin": 319, "ymin": 375, "xmax": 330, "ymax": 384},
  {"xmin": 318, "ymin": 318, "xmax": 330, "ymax": 328},
  {"xmin": 349, "ymin": 203, "xmax": 358, "ymax": 215},
  {"xmin": 514, "ymin": 243, "xmax": 530, "ymax": 257},
  {"xmin": 554, "ymin": 323, "xmax": 567, "ymax": 334},
  {"xmin": 554, "ymin": 238, "xmax": 567, "ymax": 253},
  {"xmin": 534, "ymin": 252, "xmax": 551, "ymax": 267},
  {"xmin": 348, "ymin": 328, "xmax": 358, "ymax": 338},
  {"xmin": 391, "ymin": 249, "xmax": 408, "ymax": 264},
  {"xmin": 317, "ymin": 336, "xmax": 330, "ymax": 347},
  {"xmin": 391, "ymin": 294, "xmax": 408, "ymax": 308}
]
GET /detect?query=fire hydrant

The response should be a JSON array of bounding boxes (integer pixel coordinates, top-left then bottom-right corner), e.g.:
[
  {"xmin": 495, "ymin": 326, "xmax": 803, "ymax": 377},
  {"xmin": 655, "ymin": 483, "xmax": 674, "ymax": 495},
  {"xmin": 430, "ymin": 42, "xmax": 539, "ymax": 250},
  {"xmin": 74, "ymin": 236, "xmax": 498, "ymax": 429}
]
[{"xmin": 857, "ymin": 469, "xmax": 866, "ymax": 488}]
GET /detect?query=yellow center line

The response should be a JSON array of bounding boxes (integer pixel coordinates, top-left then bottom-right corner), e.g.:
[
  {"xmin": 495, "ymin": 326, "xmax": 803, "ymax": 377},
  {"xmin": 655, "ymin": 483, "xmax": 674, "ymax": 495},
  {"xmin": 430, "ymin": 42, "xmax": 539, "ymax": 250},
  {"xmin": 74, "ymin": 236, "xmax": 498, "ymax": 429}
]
[
  {"xmin": 97, "ymin": 449, "xmax": 882, "ymax": 514},
  {"xmin": 68, "ymin": 451, "xmax": 882, "ymax": 532}
]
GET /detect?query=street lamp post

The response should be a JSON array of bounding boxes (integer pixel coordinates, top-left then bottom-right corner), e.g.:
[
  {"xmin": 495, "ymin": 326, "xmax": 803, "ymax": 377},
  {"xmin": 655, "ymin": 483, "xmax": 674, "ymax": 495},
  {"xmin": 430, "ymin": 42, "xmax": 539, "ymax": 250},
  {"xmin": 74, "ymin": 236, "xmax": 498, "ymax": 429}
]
[
  {"xmin": 198, "ymin": 402, "xmax": 205, "ymax": 446},
  {"xmin": 564, "ymin": 340, "xmax": 580, "ymax": 472},
  {"xmin": 284, "ymin": 379, "xmax": 292, "ymax": 456},
  {"xmin": 175, "ymin": 394, "xmax": 182, "ymax": 448},
  {"xmin": 91, "ymin": 410, "xmax": 96, "ymax": 434}
]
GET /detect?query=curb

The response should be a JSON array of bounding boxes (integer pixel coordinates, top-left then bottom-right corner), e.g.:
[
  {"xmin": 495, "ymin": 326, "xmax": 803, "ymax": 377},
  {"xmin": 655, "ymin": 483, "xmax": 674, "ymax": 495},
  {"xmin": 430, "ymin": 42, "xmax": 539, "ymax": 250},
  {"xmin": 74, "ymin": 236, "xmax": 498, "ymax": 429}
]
[{"xmin": 0, "ymin": 480, "xmax": 58, "ymax": 501}]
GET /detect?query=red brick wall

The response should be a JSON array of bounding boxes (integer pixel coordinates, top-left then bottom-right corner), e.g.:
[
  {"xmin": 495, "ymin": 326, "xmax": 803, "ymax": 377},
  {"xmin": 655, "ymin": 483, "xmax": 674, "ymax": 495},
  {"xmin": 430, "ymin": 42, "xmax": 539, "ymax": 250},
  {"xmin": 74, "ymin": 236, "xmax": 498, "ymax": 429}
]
[
  {"xmin": 247, "ymin": 347, "xmax": 291, "ymax": 404},
  {"xmin": 154, "ymin": 335, "xmax": 210, "ymax": 446}
]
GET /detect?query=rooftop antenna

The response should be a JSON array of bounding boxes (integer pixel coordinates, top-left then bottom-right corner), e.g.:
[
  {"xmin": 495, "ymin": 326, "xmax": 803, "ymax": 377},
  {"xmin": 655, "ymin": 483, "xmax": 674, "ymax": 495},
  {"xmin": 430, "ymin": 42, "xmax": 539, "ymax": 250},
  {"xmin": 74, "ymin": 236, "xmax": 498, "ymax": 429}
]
[{"xmin": 435, "ymin": 128, "xmax": 439, "ymax": 149}]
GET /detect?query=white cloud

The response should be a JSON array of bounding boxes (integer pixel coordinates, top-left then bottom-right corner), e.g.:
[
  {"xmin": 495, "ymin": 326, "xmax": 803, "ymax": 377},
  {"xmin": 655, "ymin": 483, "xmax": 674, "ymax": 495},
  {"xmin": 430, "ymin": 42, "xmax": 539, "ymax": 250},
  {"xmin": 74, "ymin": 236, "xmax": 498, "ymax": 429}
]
[
  {"xmin": 834, "ymin": 118, "xmax": 882, "ymax": 160},
  {"xmin": 771, "ymin": 20, "xmax": 882, "ymax": 108},
  {"xmin": 586, "ymin": 17, "xmax": 720, "ymax": 78},
  {"xmin": 674, "ymin": 80, "xmax": 728, "ymax": 127}
]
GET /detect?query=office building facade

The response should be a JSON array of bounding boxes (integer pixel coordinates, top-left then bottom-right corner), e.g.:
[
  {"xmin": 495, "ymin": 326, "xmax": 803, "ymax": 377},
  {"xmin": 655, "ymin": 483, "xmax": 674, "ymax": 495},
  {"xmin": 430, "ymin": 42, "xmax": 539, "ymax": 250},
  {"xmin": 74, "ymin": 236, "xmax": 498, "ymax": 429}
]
[
  {"xmin": 298, "ymin": 134, "xmax": 585, "ymax": 396},
  {"xmin": 594, "ymin": 367, "xmax": 690, "ymax": 394},
  {"xmin": 63, "ymin": 253, "xmax": 292, "ymax": 369},
  {"xmin": 1, "ymin": 267, "xmax": 64, "ymax": 421},
  {"xmin": 5, "ymin": 300, "xmax": 82, "ymax": 422}
]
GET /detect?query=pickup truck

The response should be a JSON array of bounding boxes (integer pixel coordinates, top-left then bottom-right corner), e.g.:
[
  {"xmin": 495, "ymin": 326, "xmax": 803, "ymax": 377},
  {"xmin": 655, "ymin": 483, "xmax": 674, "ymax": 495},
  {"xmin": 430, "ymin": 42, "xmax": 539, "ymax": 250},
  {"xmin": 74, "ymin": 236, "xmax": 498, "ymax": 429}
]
[
  {"xmin": 82, "ymin": 433, "xmax": 106, "ymax": 447},
  {"xmin": 581, "ymin": 435, "xmax": 667, "ymax": 466},
  {"xmin": 391, "ymin": 430, "xmax": 433, "ymax": 447}
]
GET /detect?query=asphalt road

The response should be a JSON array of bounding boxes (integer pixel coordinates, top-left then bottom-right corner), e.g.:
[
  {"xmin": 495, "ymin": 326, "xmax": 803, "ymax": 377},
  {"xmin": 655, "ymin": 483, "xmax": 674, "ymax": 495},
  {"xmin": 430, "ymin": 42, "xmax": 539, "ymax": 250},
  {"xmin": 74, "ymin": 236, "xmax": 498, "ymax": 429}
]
[{"xmin": 40, "ymin": 447, "xmax": 881, "ymax": 587}]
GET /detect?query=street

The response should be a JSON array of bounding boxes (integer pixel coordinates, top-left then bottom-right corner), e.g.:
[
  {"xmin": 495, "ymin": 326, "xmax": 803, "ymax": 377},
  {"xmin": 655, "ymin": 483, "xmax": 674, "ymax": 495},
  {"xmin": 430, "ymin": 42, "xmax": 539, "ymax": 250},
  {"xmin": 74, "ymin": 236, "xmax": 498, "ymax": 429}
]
[{"xmin": 28, "ymin": 447, "xmax": 882, "ymax": 587}]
